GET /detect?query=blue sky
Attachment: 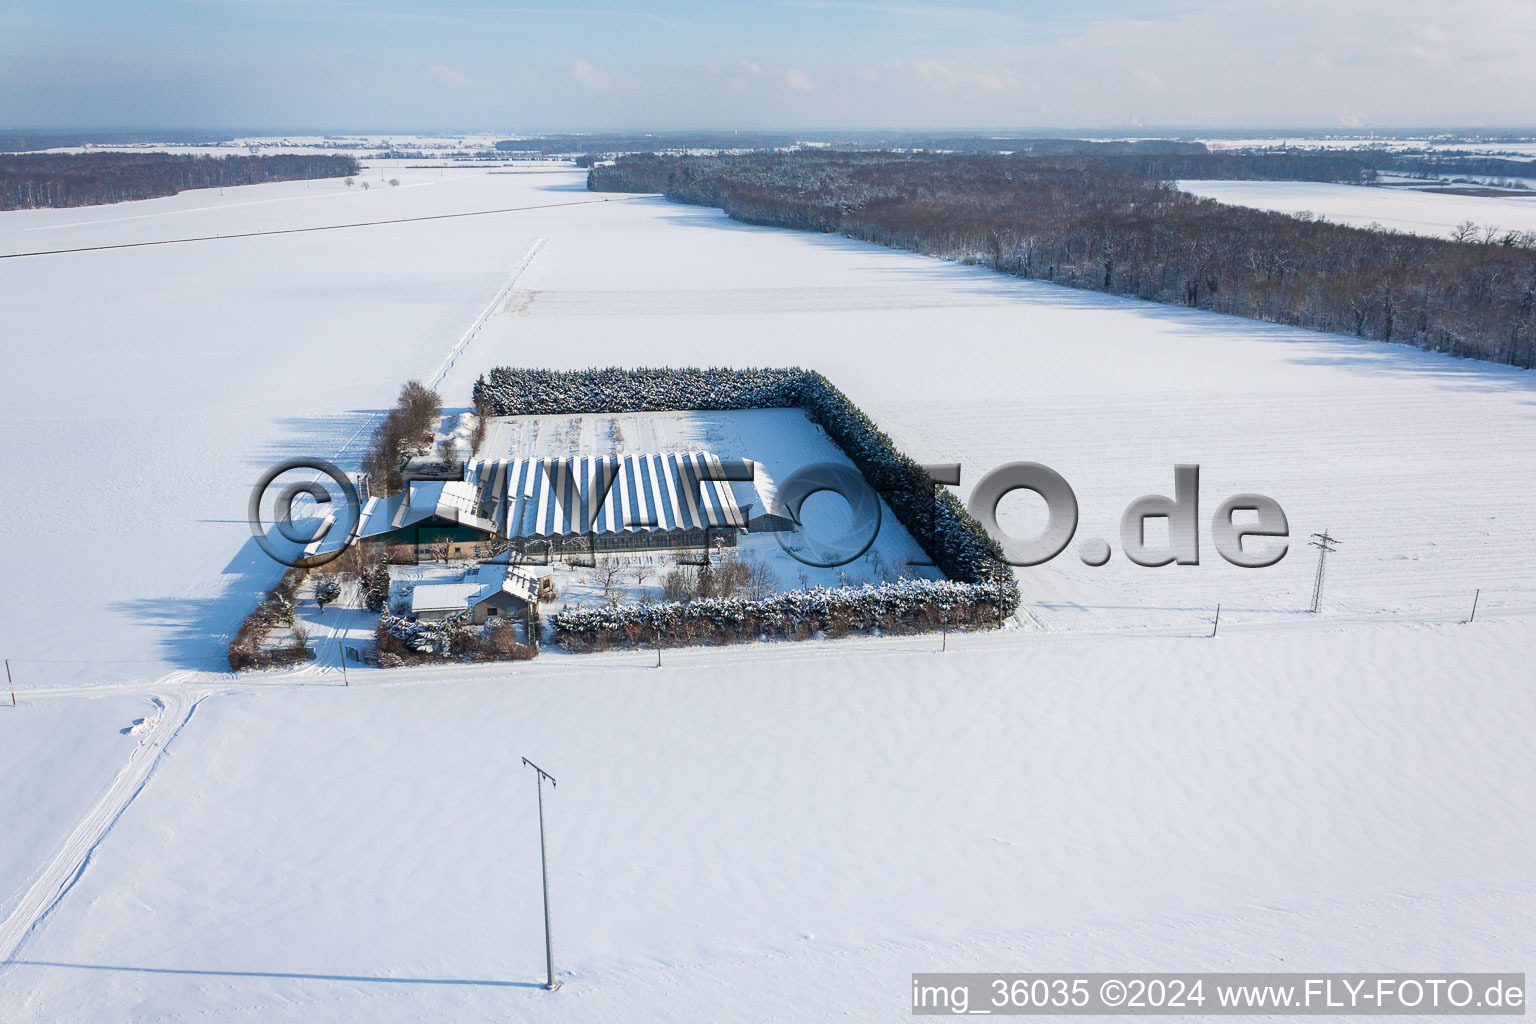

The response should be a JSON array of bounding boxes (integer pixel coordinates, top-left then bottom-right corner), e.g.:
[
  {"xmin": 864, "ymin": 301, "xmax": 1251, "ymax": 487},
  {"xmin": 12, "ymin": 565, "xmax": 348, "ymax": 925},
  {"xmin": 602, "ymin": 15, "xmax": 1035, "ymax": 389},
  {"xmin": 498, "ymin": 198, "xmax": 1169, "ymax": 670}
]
[{"xmin": 3, "ymin": 0, "xmax": 1533, "ymax": 130}]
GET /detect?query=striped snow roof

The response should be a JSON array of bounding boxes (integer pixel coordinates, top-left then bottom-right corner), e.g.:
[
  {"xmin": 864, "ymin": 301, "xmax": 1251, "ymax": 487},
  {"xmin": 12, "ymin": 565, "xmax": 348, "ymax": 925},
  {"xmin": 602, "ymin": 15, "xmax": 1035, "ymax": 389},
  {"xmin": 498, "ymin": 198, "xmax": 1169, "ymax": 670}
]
[{"xmin": 503, "ymin": 453, "xmax": 747, "ymax": 538}]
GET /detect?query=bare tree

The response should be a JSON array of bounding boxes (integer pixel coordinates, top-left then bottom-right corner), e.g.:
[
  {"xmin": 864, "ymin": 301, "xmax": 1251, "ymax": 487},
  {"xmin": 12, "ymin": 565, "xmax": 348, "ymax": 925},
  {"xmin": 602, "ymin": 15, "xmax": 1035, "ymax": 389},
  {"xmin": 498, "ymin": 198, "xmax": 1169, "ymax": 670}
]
[
  {"xmin": 1451, "ymin": 220, "xmax": 1480, "ymax": 244},
  {"xmin": 743, "ymin": 550, "xmax": 780, "ymax": 601},
  {"xmin": 438, "ymin": 437, "xmax": 460, "ymax": 473},
  {"xmin": 595, "ymin": 556, "xmax": 629, "ymax": 604},
  {"xmin": 712, "ymin": 555, "xmax": 749, "ymax": 599},
  {"xmin": 662, "ymin": 561, "xmax": 698, "ymax": 602}
]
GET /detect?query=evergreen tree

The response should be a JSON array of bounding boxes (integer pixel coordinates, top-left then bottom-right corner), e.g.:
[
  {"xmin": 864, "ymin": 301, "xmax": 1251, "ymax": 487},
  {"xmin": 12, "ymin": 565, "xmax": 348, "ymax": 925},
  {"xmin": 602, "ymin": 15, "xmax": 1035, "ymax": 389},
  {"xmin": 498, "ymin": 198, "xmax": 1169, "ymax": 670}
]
[
  {"xmin": 363, "ymin": 555, "xmax": 391, "ymax": 613},
  {"xmin": 314, "ymin": 575, "xmax": 341, "ymax": 611}
]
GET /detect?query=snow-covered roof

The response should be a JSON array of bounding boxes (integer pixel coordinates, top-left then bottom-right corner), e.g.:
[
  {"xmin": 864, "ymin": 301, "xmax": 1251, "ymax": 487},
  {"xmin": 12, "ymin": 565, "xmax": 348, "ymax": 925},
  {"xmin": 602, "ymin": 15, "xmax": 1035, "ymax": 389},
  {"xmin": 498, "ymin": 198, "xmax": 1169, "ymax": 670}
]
[
  {"xmin": 356, "ymin": 462, "xmax": 501, "ymax": 541},
  {"xmin": 410, "ymin": 557, "xmax": 552, "ymax": 615},
  {"xmin": 730, "ymin": 460, "xmax": 787, "ymax": 521},
  {"xmin": 503, "ymin": 453, "xmax": 747, "ymax": 538},
  {"xmin": 410, "ymin": 583, "xmax": 485, "ymax": 614}
]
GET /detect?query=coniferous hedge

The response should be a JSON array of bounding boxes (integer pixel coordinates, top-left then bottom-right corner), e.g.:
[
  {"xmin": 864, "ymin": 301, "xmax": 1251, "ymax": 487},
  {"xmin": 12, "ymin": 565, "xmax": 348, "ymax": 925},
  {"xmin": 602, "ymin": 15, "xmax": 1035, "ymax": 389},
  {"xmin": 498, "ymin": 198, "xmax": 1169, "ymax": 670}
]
[
  {"xmin": 551, "ymin": 578, "xmax": 1007, "ymax": 651},
  {"xmin": 474, "ymin": 366, "xmax": 1020, "ymax": 643}
]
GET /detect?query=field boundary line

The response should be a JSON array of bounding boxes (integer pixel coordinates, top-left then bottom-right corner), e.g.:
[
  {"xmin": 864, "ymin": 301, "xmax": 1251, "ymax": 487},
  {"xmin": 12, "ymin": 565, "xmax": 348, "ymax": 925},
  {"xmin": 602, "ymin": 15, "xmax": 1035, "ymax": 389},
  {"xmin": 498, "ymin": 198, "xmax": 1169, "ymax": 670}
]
[{"xmin": 0, "ymin": 195, "xmax": 651, "ymax": 260}]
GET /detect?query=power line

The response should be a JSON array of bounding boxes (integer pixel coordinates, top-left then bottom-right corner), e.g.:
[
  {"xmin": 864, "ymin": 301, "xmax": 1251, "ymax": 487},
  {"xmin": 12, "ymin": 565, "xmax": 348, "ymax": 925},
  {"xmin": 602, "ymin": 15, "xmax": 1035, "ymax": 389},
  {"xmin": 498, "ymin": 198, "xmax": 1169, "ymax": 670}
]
[
  {"xmin": 0, "ymin": 195, "xmax": 650, "ymax": 260},
  {"xmin": 1309, "ymin": 530, "xmax": 1341, "ymax": 613},
  {"xmin": 521, "ymin": 756, "xmax": 560, "ymax": 992}
]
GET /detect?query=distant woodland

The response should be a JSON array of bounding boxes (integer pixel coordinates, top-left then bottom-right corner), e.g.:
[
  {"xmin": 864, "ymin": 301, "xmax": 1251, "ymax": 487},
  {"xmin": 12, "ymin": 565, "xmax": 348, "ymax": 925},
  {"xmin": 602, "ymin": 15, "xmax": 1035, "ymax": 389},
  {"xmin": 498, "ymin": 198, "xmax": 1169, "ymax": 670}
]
[
  {"xmin": 590, "ymin": 151, "xmax": 1536, "ymax": 368},
  {"xmin": 0, "ymin": 152, "xmax": 360, "ymax": 210}
]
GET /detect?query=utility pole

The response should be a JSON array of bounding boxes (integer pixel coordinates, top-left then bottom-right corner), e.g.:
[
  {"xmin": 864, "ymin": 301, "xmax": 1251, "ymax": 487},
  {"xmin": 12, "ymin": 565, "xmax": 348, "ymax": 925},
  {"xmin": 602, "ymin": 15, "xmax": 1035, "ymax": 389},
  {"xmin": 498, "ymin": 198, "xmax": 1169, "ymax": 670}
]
[
  {"xmin": 522, "ymin": 757, "xmax": 559, "ymax": 991},
  {"xmin": 1309, "ymin": 530, "xmax": 1340, "ymax": 613},
  {"xmin": 1211, "ymin": 603, "xmax": 1221, "ymax": 638}
]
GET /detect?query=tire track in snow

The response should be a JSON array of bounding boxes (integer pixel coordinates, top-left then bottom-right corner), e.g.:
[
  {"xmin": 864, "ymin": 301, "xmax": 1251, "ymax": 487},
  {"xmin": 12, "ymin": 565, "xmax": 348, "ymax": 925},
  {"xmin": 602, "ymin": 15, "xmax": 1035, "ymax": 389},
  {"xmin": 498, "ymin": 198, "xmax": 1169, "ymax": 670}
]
[
  {"xmin": 427, "ymin": 236, "xmax": 546, "ymax": 391},
  {"xmin": 0, "ymin": 690, "xmax": 205, "ymax": 969},
  {"xmin": 313, "ymin": 235, "xmax": 548, "ymax": 471}
]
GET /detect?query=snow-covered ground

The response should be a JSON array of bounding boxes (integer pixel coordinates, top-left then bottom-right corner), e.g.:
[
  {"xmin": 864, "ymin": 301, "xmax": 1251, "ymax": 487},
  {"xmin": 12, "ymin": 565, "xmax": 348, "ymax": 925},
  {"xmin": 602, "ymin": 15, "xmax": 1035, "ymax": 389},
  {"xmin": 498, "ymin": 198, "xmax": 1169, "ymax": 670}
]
[
  {"xmin": 2, "ymin": 159, "xmax": 1534, "ymax": 1020},
  {"xmin": 2, "ymin": 619, "xmax": 1532, "ymax": 1021},
  {"xmin": 1179, "ymin": 178, "xmax": 1536, "ymax": 239},
  {"xmin": 0, "ymin": 694, "xmax": 155, "ymax": 921}
]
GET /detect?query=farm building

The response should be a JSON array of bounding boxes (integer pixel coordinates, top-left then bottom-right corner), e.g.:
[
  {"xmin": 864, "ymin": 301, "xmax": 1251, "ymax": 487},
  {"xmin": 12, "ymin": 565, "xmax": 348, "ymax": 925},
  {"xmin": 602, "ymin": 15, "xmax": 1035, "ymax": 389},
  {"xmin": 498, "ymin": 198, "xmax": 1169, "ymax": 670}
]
[
  {"xmin": 501, "ymin": 453, "xmax": 789, "ymax": 553},
  {"xmin": 410, "ymin": 551, "xmax": 555, "ymax": 623},
  {"xmin": 353, "ymin": 453, "xmax": 791, "ymax": 559},
  {"xmin": 353, "ymin": 477, "xmax": 501, "ymax": 561}
]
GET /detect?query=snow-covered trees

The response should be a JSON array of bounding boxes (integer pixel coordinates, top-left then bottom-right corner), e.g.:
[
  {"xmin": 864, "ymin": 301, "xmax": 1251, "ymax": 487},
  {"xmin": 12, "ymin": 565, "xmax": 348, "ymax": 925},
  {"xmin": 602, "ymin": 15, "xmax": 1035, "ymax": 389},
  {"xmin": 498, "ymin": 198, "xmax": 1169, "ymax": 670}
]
[
  {"xmin": 313, "ymin": 575, "xmax": 341, "ymax": 611},
  {"xmin": 362, "ymin": 380, "xmax": 443, "ymax": 496},
  {"xmin": 227, "ymin": 567, "xmax": 317, "ymax": 670},
  {"xmin": 473, "ymin": 366, "xmax": 806, "ymax": 415},
  {"xmin": 0, "ymin": 152, "xmax": 360, "ymax": 211},
  {"xmin": 377, "ymin": 612, "xmax": 469, "ymax": 657},
  {"xmin": 589, "ymin": 151, "xmax": 1536, "ymax": 369},
  {"xmin": 362, "ymin": 556, "xmax": 392, "ymax": 613},
  {"xmin": 551, "ymin": 578, "xmax": 1009, "ymax": 651},
  {"xmin": 375, "ymin": 612, "xmax": 536, "ymax": 664}
]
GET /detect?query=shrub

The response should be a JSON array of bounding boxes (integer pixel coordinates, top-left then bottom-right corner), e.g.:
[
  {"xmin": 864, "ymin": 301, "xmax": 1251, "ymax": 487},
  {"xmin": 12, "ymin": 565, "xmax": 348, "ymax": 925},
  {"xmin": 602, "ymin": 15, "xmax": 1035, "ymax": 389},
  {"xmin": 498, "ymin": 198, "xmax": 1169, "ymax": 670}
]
[
  {"xmin": 374, "ymin": 612, "xmax": 538, "ymax": 666},
  {"xmin": 313, "ymin": 575, "xmax": 342, "ymax": 610},
  {"xmin": 228, "ymin": 566, "xmax": 318, "ymax": 670}
]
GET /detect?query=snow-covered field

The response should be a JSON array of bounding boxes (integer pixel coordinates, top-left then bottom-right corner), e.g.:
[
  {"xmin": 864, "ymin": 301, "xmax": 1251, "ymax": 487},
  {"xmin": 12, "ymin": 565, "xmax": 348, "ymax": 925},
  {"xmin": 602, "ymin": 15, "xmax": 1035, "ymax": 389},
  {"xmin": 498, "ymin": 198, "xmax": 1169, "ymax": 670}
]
[
  {"xmin": 1198, "ymin": 136, "xmax": 1536, "ymax": 158},
  {"xmin": 1179, "ymin": 179, "xmax": 1536, "ymax": 239},
  {"xmin": 2, "ymin": 159, "xmax": 1534, "ymax": 1020},
  {"xmin": 3, "ymin": 622, "xmax": 1532, "ymax": 1021}
]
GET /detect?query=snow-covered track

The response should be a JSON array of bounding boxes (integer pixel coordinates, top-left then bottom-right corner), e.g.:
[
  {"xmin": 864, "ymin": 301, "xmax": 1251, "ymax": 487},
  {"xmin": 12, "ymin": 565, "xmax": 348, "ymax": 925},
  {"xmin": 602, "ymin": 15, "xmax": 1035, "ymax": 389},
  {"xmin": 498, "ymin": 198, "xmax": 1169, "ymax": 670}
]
[
  {"xmin": 0, "ymin": 690, "xmax": 203, "ymax": 968},
  {"xmin": 428, "ymin": 236, "xmax": 546, "ymax": 391}
]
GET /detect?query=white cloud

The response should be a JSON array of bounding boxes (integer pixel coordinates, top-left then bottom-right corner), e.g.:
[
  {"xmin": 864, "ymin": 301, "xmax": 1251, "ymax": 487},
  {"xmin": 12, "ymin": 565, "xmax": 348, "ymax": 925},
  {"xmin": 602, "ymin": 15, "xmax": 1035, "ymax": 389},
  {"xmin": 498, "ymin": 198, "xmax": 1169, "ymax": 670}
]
[
  {"xmin": 13, "ymin": 0, "xmax": 1536, "ymax": 132},
  {"xmin": 912, "ymin": 59, "xmax": 956, "ymax": 88},
  {"xmin": 426, "ymin": 64, "xmax": 469, "ymax": 89},
  {"xmin": 568, "ymin": 59, "xmax": 611, "ymax": 91}
]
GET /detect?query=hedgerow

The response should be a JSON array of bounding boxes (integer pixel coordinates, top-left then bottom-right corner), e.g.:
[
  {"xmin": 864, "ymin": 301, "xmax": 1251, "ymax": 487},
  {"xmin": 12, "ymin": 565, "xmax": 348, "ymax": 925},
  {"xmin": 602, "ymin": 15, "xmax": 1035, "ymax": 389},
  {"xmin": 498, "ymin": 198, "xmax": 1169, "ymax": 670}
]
[
  {"xmin": 551, "ymin": 578, "xmax": 1008, "ymax": 651},
  {"xmin": 227, "ymin": 566, "xmax": 316, "ymax": 671},
  {"xmin": 474, "ymin": 365, "xmax": 1020, "ymax": 649}
]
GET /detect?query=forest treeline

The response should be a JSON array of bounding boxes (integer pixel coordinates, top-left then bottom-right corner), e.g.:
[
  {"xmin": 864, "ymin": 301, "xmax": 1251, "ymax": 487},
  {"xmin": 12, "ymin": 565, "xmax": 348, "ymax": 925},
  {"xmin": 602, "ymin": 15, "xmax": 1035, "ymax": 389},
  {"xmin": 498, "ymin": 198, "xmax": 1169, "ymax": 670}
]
[
  {"xmin": 0, "ymin": 152, "xmax": 360, "ymax": 210},
  {"xmin": 589, "ymin": 151, "xmax": 1536, "ymax": 368}
]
